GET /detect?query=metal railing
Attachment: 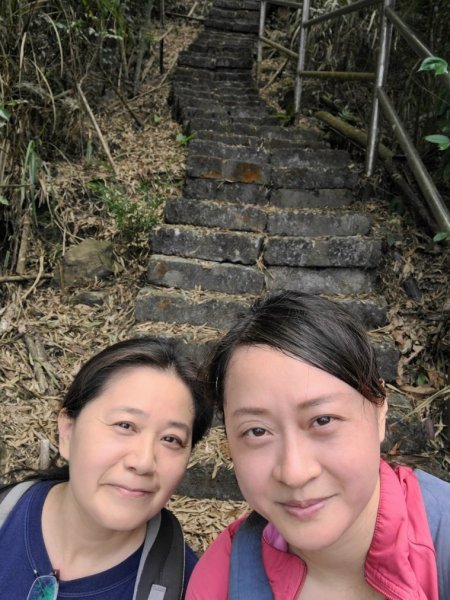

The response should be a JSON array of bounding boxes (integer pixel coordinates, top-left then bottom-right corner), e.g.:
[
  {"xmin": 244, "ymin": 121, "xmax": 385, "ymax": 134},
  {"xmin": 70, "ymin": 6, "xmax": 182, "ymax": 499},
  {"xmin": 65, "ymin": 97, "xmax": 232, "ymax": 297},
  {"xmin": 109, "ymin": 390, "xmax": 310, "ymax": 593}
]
[{"xmin": 257, "ymin": 0, "xmax": 450, "ymax": 234}]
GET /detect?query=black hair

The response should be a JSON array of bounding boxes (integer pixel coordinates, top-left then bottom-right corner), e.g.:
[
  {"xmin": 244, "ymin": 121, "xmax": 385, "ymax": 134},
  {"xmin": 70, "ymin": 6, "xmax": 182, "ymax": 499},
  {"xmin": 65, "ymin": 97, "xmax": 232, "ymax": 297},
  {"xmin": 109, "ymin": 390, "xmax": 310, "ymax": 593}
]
[
  {"xmin": 208, "ymin": 291, "xmax": 385, "ymax": 419},
  {"xmin": 62, "ymin": 336, "xmax": 211, "ymax": 447},
  {"xmin": 1, "ymin": 337, "xmax": 212, "ymax": 489}
]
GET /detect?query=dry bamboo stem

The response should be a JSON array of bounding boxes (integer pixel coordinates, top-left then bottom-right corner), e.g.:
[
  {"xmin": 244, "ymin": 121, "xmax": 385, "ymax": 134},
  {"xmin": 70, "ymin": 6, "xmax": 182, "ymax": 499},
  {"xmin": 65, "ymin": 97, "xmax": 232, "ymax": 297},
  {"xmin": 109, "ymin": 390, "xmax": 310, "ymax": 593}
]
[
  {"xmin": 76, "ymin": 83, "xmax": 119, "ymax": 178},
  {"xmin": 16, "ymin": 211, "xmax": 32, "ymax": 275},
  {"xmin": 39, "ymin": 439, "xmax": 51, "ymax": 470},
  {"xmin": 0, "ymin": 273, "xmax": 52, "ymax": 283},
  {"xmin": 314, "ymin": 110, "xmax": 394, "ymax": 160},
  {"xmin": 24, "ymin": 334, "xmax": 48, "ymax": 394}
]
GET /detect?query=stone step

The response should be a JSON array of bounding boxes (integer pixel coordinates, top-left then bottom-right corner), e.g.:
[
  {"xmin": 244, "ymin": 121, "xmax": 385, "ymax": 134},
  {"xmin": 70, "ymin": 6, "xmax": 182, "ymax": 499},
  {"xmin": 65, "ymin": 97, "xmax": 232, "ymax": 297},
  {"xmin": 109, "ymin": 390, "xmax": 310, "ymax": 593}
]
[
  {"xmin": 135, "ymin": 287, "xmax": 253, "ymax": 331},
  {"xmin": 270, "ymin": 188, "xmax": 354, "ymax": 209},
  {"xmin": 193, "ymin": 129, "xmax": 327, "ymax": 150},
  {"xmin": 189, "ymin": 139, "xmax": 269, "ymax": 161},
  {"xmin": 178, "ymin": 51, "xmax": 253, "ymax": 70},
  {"xmin": 174, "ymin": 67, "xmax": 254, "ymax": 84},
  {"xmin": 172, "ymin": 82, "xmax": 260, "ymax": 100},
  {"xmin": 180, "ymin": 105, "xmax": 272, "ymax": 123},
  {"xmin": 164, "ymin": 197, "xmax": 267, "ymax": 232},
  {"xmin": 186, "ymin": 154, "xmax": 270, "ymax": 185},
  {"xmin": 151, "ymin": 224, "xmax": 264, "ymax": 265},
  {"xmin": 147, "ymin": 255, "xmax": 264, "ymax": 295},
  {"xmin": 206, "ymin": 14, "xmax": 259, "ymax": 34},
  {"xmin": 183, "ymin": 178, "xmax": 355, "ymax": 208},
  {"xmin": 177, "ymin": 461, "xmax": 242, "ymax": 501},
  {"xmin": 164, "ymin": 196, "xmax": 370, "ymax": 237},
  {"xmin": 134, "ymin": 287, "xmax": 388, "ymax": 338},
  {"xmin": 187, "ymin": 116, "xmax": 280, "ymax": 131},
  {"xmin": 147, "ymin": 254, "xmax": 376, "ymax": 297},
  {"xmin": 272, "ymin": 165, "xmax": 358, "ymax": 189},
  {"xmin": 184, "ymin": 178, "xmax": 269, "ymax": 205},
  {"xmin": 265, "ymin": 266, "xmax": 376, "ymax": 295},
  {"xmin": 266, "ymin": 208, "xmax": 371, "ymax": 236},
  {"xmin": 195, "ymin": 28, "xmax": 256, "ymax": 46},
  {"xmin": 271, "ymin": 148, "xmax": 351, "ymax": 169},
  {"xmin": 172, "ymin": 91, "xmax": 264, "ymax": 109},
  {"xmin": 187, "ymin": 121, "xmax": 325, "ymax": 144},
  {"xmin": 263, "ymin": 235, "xmax": 383, "ymax": 269}
]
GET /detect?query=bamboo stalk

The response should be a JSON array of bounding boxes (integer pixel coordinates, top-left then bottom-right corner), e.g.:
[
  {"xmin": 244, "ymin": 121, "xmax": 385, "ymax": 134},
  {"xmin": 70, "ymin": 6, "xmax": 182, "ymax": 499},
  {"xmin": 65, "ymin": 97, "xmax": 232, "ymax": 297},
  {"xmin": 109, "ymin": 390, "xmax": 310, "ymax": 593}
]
[
  {"xmin": 16, "ymin": 211, "xmax": 32, "ymax": 275},
  {"xmin": 76, "ymin": 84, "xmax": 119, "ymax": 178},
  {"xmin": 0, "ymin": 273, "xmax": 52, "ymax": 283},
  {"xmin": 314, "ymin": 110, "xmax": 394, "ymax": 160}
]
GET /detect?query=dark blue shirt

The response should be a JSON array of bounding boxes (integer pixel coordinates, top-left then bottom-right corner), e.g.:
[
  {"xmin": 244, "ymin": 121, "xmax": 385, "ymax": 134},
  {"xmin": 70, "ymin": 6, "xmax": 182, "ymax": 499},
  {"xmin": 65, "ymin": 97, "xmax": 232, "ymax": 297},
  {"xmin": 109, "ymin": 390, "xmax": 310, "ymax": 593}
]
[{"xmin": 0, "ymin": 480, "xmax": 196, "ymax": 599}]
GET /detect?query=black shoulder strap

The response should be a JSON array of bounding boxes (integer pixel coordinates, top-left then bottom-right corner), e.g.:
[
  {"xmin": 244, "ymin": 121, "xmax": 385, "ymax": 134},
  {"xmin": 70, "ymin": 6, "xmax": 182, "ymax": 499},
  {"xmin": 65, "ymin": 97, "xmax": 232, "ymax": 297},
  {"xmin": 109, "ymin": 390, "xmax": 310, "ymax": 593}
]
[
  {"xmin": 135, "ymin": 508, "xmax": 185, "ymax": 600},
  {"xmin": 229, "ymin": 511, "xmax": 274, "ymax": 600}
]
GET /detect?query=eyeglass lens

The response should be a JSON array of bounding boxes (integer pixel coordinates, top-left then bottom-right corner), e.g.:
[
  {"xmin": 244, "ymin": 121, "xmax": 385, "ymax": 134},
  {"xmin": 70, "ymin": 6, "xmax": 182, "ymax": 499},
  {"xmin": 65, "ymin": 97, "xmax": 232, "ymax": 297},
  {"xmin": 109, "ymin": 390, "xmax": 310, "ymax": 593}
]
[{"xmin": 26, "ymin": 574, "xmax": 59, "ymax": 600}]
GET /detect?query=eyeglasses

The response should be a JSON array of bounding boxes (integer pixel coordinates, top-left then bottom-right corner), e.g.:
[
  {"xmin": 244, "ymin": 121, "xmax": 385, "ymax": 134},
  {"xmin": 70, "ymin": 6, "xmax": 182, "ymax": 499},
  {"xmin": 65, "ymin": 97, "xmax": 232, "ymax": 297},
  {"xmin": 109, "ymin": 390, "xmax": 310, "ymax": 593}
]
[{"xmin": 27, "ymin": 571, "xmax": 59, "ymax": 600}]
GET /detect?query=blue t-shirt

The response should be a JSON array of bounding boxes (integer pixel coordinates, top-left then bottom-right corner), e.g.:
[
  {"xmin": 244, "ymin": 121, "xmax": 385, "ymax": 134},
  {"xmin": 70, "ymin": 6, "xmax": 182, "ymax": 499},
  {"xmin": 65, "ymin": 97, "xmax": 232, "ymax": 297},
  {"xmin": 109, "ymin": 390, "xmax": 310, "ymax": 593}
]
[{"xmin": 0, "ymin": 480, "xmax": 196, "ymax": 599}]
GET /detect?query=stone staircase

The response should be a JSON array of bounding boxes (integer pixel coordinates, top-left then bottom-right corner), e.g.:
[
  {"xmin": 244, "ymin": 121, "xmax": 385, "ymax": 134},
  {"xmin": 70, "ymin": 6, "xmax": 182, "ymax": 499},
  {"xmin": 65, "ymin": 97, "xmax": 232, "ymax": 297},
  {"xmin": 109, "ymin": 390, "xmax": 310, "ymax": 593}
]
[{"xmin": 133, "ymin": 0, "xmax": 404, "ymax": 500}]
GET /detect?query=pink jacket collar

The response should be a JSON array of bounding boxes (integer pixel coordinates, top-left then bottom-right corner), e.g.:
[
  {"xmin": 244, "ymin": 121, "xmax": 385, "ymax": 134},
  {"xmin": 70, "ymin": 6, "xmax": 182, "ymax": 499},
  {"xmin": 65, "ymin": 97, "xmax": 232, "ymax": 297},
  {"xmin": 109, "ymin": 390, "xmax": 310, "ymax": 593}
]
[{"xmin": 262, "ymin": 460, "xmax": 438, "ymax": 599}]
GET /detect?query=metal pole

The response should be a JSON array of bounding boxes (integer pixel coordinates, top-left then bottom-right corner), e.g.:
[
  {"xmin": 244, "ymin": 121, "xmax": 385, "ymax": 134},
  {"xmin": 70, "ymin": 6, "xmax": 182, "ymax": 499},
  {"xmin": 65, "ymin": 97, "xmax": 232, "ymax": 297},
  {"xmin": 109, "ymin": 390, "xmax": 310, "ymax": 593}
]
[
  {"xmin": 257, "ymin": 1, "xmax": 268, "ymax": 82},
  {"xmin": 295, "ymin": 0, "xmax": 310, "ymax": 112},
  {"xmin": 378, "ymin": 88, "xmax": 450, "ymax": 233},
  {"xmin": 365, "ymin": 0, "xmax": 392, "ymax": 176},
  {"xmin": 305, "ymin": 0, "xmax": 379, "ymax": 27}
]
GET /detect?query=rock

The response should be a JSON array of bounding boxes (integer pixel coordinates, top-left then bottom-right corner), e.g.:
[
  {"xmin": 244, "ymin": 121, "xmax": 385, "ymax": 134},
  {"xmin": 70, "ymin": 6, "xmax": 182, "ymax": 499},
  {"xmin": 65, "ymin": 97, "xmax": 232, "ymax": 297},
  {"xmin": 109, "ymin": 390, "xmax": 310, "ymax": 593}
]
[
  {"xmin": 55, "ymin": 239, "xmax": 115, "ymax": 287},
  {"xmin": 73, "ymin": 291, "xmax": 107, "ymax": 306}
]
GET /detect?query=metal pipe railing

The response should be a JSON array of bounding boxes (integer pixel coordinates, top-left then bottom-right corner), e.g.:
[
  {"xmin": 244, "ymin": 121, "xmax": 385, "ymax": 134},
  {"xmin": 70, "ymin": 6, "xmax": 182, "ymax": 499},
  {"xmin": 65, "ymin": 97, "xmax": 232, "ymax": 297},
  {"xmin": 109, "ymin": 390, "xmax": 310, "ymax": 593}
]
[
  {"xmin": 258, "ymin": 0, "xmax": 450, "ymax": 234},
  {"xmin": 377, "ymin": 88, "xmax": 450, "ymax": 233},
  {"xmin": 294, "ymin": 0, "xmax": 310, "ymax": 111},
  {"xmin": 366, "ymin": 0, "xmax": 393, "ymax": 176},
  {"xmin": 304, "ymin": 0, "xmax": 379, "ymax": 28}
]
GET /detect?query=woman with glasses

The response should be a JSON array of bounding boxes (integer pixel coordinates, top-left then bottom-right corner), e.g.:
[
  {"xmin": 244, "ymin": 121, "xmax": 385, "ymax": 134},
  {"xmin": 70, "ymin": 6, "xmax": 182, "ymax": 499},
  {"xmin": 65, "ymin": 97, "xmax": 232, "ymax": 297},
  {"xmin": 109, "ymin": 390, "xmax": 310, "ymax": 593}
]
[
  {"xmin": 186, "ymin": 291, "xmax": 450, "ymax": 600},
  {"xmin": 0, "ymin": 337, "xmax": 212, "ymax": 600}
]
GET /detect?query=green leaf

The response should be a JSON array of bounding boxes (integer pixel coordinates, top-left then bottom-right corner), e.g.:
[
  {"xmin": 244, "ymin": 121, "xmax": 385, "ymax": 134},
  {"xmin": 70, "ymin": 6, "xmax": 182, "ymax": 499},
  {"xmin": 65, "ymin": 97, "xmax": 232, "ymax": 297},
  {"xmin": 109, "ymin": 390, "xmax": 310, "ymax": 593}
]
[
  {"xmin": 0, "ymin": 107, "xmax": 11, "ymax": 122},
  {"xmin": 0, "ymin": 195, "xmax": 9, "ymax": 206},
  {"xmin": 176, "ymin": 132, "xmax": 195, "ymax": 145},
  {"xmin": 416, "ymin": 373, "xmax": 428, "ymax": 386},
  {"xmin": 418, "ymin": 56, "xmax": 448, "ymax": 76},
  {"xmin": 424, "ymin": 134, "xmax": 450, "ymax": 151},
  {"xmin": 433, "ymin": 231, "xmax": 450, "ymax": 242}
]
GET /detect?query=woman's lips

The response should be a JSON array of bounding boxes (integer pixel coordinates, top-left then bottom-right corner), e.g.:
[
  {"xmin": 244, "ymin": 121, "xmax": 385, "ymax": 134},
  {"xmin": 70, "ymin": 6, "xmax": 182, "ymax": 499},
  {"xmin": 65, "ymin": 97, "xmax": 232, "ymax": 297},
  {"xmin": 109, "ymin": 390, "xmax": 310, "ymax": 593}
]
[
  {"xmin": 110, "ymin": 484, "xmax": 154, "ymax": 498},
  {"xmin": 281, "ymin": 496, "xmax": 332, "ymax": 519}
]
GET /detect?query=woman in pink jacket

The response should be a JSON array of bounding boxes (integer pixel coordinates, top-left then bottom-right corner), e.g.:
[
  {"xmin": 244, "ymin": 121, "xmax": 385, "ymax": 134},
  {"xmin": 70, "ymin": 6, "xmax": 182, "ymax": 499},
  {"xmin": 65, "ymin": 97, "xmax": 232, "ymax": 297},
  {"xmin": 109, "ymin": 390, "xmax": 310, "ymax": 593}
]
[{"xmin": 187, "ymin": 291, "xmax": 449, "ymax": 600}]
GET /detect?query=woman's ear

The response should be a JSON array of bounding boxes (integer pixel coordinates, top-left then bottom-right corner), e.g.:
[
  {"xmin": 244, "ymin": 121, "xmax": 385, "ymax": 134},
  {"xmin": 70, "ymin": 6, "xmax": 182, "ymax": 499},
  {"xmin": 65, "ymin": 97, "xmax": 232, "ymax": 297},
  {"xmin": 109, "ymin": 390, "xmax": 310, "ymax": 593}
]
[{"xmin": 58, "ymin": 409, "xmax": 74, "ymax": 461}]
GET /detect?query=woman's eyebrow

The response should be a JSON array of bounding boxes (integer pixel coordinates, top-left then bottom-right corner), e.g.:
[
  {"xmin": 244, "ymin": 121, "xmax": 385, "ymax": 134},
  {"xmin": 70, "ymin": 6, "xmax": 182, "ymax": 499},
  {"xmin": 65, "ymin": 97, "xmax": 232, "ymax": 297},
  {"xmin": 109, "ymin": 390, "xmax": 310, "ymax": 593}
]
[
  {"xmin": 109, "ymin": 407, "xmax": 191, "ymax": 432},
  {"xmin": 110, "ymin": 406, "xmax": 149, "ymax": 417},
  {"xmin": 230, "ymin": 395, "xmax": 347, "ymax": 419},
  {"xmin": 230, "ymin": 407, "xmax": 270, "ymax": 419}
]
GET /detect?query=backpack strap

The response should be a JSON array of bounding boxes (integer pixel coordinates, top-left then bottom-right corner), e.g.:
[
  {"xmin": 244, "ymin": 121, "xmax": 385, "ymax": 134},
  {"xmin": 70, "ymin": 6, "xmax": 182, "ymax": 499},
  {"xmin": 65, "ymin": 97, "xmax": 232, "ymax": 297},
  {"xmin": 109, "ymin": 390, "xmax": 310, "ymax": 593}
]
[
  {"xmin": 0, "ymin": 480, "xmax": 37, "ymax": 527},
  {"xmin": 415, "ymin": 469, "xmax": 450, "ymax": 600},
  {"xmin": 134, "ymin": 508, "xmax": 185, "ymax": 600},
  {"xmin": 229, "ymin": 511, "xmax": 274, "ymax": 600},
  {"xmin": 0, "ymin": 483, "xmax": 185, "ymax": 600}
]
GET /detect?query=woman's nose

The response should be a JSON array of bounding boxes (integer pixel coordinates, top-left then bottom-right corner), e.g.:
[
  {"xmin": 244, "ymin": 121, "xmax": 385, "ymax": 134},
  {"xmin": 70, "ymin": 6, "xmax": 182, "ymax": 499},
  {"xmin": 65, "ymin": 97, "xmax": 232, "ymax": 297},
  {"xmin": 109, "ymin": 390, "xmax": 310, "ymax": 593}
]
[
  {"xmin": 273, "ymin": 437, "xmax": 321, "ymax": 487},
  {"xmin": 123, "ymin": 436, "xmax": 157, "ymax": 475}
]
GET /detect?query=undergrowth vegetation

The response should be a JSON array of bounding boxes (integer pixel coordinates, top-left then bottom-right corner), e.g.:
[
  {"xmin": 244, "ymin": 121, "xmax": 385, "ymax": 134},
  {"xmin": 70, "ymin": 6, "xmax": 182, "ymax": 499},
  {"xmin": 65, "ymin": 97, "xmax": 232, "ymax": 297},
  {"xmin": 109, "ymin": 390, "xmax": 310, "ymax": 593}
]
[{"xmin": 0, "ymin": 0, "xmax": 189, "ymax": 269}]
